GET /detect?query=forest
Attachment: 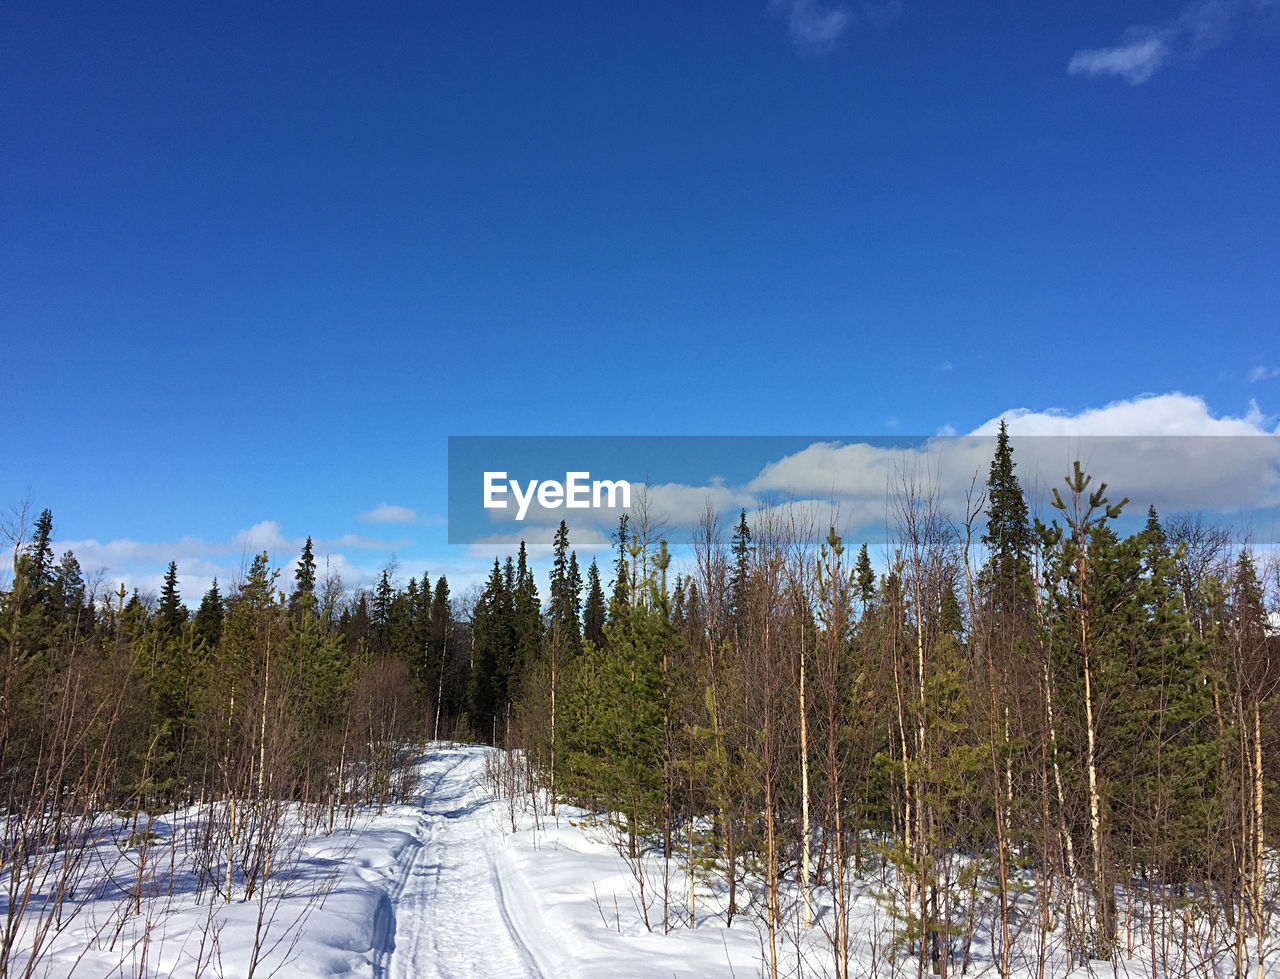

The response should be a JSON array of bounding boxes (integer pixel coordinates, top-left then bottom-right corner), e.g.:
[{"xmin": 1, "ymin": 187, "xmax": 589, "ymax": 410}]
[{"xmin": 2, "ymin": 424, "xmax": 1276, "ymax": 978}]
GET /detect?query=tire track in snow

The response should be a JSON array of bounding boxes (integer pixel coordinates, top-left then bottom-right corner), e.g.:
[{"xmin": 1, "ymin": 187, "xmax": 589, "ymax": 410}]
[
  {"xmin": 378, "ymin": 746, "xmax": 561, "ymax": 979},
  {"xmin": 372, "ymin": 761, "xmax": 451, "ymax": 979}
]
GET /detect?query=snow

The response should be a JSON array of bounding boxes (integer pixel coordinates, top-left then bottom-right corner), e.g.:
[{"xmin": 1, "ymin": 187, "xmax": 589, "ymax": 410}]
[{"xmin": 9, "ymin": 744, "xmax": 1279, "ymax": 977}]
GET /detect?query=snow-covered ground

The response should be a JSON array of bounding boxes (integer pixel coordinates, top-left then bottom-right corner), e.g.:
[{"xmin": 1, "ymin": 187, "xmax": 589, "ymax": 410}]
[
  {"xmin": 10, "ymin": 744, "xmax": 1279, "ymax": 977},
  {"xmin": 12, "ymin": 745, "xmax": 772, "ymax": 978}
]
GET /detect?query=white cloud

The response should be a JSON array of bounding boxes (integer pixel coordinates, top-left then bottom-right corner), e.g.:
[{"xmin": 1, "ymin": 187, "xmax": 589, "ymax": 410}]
[
  {"xmin": 968, "ymin": 394, "xmax": 1280, "ymax": 513},
  {"xmin": 504, "ymin": 394, "xmax": 1280, "ymax": 550},
  {"xmin": 1249, "ymin": 365, "xmax": 1280, "ymax": 383},
  {"xmin": 771, "ymin": 0, "xmax": 853, "ymax": 52},
  {"xmin": 357, "ymin": 503, "xmax": 427, "ymax": 524},
  {"xmin": 1068, "ymin": 34, "xmax": 1171, "ymax": 85},
  {"xmin": 466, "ymin": 525, "xmax": 614, "ymax": 561},
  {"xmin": 970, "ymin": 392, "xmax": 1276, "ymax": 436},
  {"xmin": 55, "ymin": 520, "xmax": 418, "ymax": 608},
  {"xmin": 229, "ymin": 520, "xmax": 292, "ymax": 556},
  {"xmin": 321, "ymin": 533, "xmax": 414, "ymax": 551},
  {"xmin": 1068, "ymin": 0, "xmax": 1265, "ymax": 84}
]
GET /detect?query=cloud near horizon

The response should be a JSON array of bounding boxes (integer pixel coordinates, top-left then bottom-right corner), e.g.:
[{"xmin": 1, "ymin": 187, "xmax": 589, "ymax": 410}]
[
  {"xmin": 52, "ymin": 521, "xmax": 415, "ymax": 604},
  {"xmin": 40, "ymin": 393, "xmax": 1280, "ymax": 605},
  {"xmin": 357, "ymin": 503, "xmax": 443, "ymax": 525}
]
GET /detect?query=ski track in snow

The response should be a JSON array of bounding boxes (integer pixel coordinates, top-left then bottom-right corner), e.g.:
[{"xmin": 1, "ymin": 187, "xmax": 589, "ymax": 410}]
[{"xmin": 373, "ymin": 748, "xmax": 560, "ymax": 979}]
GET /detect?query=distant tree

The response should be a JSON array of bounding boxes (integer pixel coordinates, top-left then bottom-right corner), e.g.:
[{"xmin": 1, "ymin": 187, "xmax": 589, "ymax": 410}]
[
  {"xmin": 51, "ymin": 550, "xmax": 86, "ymax": 639},
  {"xmin": 610, "ymin": 514, "xmax": 631, "ymax": 613},
  {"xmin": 854, "ymin": 542, "xmax": 875, "ymax": 611},
  {"xmin": 511, "ymin": 542, "xmax": 543, "ymax": 700},
  {"xmin": 289, "ymin": 536, "xmax": 317, "ymax": 616},
  {"xmin": 729, "ymin": 509, "xmax": 751, "ymax": 622},
  {"xmin": 468, "ymin": 560, "xmax": 513, "ymax": 743},
  {"xmin": 983, "ymin": 420, "xmax": 1034, "ymax": 599},
  {"xmin": 193, "ymin": 579, "xmax": 224, "ymax": 649},
  {"xmin": 157, "ymin": 561, "xmax": 187, "ymax": 639},
  {"xmin": 548, "ymin": 522, "xmax": 582, "ymax": 653},
  {"xmin": 584, "ymin": 559, "xmax": 607, "ymax": 649},
  {"xmin": 27, "ymin": 508, "xmax": 55, "ymax": 601}
]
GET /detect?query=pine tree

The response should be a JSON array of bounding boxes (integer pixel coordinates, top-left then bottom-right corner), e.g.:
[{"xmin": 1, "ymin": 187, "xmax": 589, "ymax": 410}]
[
  {"xmin": 387, "ymin": 578, "xmax": 418, "ymax": 663},
  {"xmin": 1110, "ymin": 506, "xmax": 1219, "ymax": 883},
  {"xmin": 51, "ymin": 550, "xmax": 86, "ymax": 640},
  {"xmin": 729, "ymin": 509, "xmax": 752, "ymax": 621},
  {"xmin": 372, "ymin": 569, "xmax": 394, "ymax": 652},
  {"xmin": 549, "ymin": 522, "xmax": 582, "ymax": 653},
  {"xmin": 511, "ymin": 542, "xmax": 543, "ymax": 701},
  {"xmin": 568, "ymin": 552, "xmax": 583, "ymax": 630},
  {"xmin": 983, "ymin": 420, "xmax": 1034, "ymax": 600},
  {"xmin": 289, "ymin": 536, "xmax": 317, "ymax": 616},
  {"xmin": 193, "ymin": 580, "xmax": 224, "ymax": 649},
  {"xmin": 855, "ymin": 542, "xmax": 876, "ymax": 611},
  {"xmin": 427, "ymin": 575, "xmax": 456, "ymax": 738},
  {"xmin": 12, "ymin": 508, "xmax": 56, "ymax": 652},
  {"xmin": 157, "ymin": 561, "xmax": 187, "ymax": 639},
  {"xmin": 611, "ymin": 515, "xmax": 631, "ymax": 613},
  {"xmin": 1039, "ymin": 461, "xmax": 1128, "ymax": 959},
  {"xmin": 469, "ymin": 559, "xmax": 514, "ymax": 743},
  {"xmin": 584, "ymin": 559, "xmax": 607, "ymax": 649},
  {"xmin": 27, "ymin": 508, "xmax": 55, "ymax": 604}
]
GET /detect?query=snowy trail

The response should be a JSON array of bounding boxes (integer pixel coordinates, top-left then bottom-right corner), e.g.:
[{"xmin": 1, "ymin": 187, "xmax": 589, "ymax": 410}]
[{"xmin": 374, "ymin": 746, "xmax": 564, "ymax": 979}]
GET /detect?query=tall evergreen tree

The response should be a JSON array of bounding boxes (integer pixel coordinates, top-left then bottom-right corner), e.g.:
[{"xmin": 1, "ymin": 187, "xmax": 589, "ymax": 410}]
[
  {"xmin": 27, "ymin": 508, "xmax": 55, "ymax": 602},
  {"xmin": 548, "ymin": 522, "xmax": 582, "ymax": 653},
  {"xmin": 372, "ymin": 569, "xmax": 394, "ymax": 652},
  {"xmin": 611, "ymin": 514, "xmax": 631, "ymax": 613},
  {"xmin": 584, "ymin": 559, "xmax": 607, "ymax": 649},
  {"xmin": 729, "ymin": 509, "xmax": 752, "ymax": 621},
  {"xmin": 983, "ymin": 420, "xmax": 1034, "ymax": 599},
  {"xmin": 51, "ymin": 550, "xmax": 86, "ymax": 639},
  {"xmin": 511, "ymin": 542, "xmax": 543, "ymax": 695},
  {"xmin": 290, "ymin": 536, "xmax": 317, "ymax": 616},
  {"xmin": 855, "ymin": 542, "xmax": 876, "ymax": 611},
  {"xmin": 193, "ymin": 580, "xmax": 224, "ymax": 649},
  {"xmin": 157, "ymin": 561, "xmax": 187, "ymax": 639},
  {"xmin": 469, "ymin": 559, "xmax": 514, "ymax": 743},
  {"xmin": 12, "ymin": 507, "xmax": 56, "ymax": 650}
]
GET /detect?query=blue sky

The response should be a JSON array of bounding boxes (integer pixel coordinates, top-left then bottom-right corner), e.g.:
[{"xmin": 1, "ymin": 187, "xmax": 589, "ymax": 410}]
[{"xmin": 2, "ymin": 1, "xmax": 1278, "ymax": 600}]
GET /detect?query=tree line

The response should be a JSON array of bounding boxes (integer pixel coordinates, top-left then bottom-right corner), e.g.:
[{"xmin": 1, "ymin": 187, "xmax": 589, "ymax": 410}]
[
  {"xmin": 2, "ymin": 425, "xmax": 1277, "ymax": 976},
  {"xmin": 474, "ymin": 425, "xmax": 1278, "ymax": 978},
  {"xmin": 0, "ymin": 515, "xmax": 473, "ymax": 972}
]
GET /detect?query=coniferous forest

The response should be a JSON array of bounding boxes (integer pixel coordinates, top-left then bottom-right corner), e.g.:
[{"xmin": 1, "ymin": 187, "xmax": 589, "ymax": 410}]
[{"xmin": 3, "ymin": 426, "xmax": 1277, "ymax": 977}]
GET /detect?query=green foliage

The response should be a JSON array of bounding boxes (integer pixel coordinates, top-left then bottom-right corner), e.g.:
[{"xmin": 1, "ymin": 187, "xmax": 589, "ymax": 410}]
[{"xmin": 583, "ymin": 559, "xmax": 606, "ymax": 649}]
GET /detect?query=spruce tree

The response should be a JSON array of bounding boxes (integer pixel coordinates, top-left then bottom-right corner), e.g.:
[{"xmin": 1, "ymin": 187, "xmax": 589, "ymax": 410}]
[
  {"xmin": 289, "ymin": 536, "xmax": 317, "ymax": 616},
  {"xmin": 52, "ymin": 550, "xmax": 86, "ymax": 639},
  {"xmin": 983, "ymin": 420, "xmax": 1034, "ymax": 600},
  {"xmin": 568, "ymin": 552, "xmax": 583, "ymax": 630},
  {"xmin": 468, "ymin": 559, "xmax": 514, "ymax": 742},
  {"xmin": 372, "ymin": 569, "xmax": 394, "ymax": 652},
  {"xmin": 729, "ymin": 509, "xmax": 752, "ymax": 620},
  {"xmin": 584, "ymin": 559, "xmax": 607, "ymax": 649},
  {"xmin": 157, "ymin": 561, "xmax": 186, "ymax": 638},
  {"xmin": 27, "ymin": 508, "xmax": 55, "ymax": 602},
  {"xmin": 610, "ymin": 515, "xmax": 631, "ymax": 613},
  {"xmin": 193, "ymin": 580, "xmax": 224, "ymax": 649},
  {"xmin": 855, "ymin": 542, "xmax": 876, "ymax": 611},
  {"xmin": 511, "ymin": 542, "xmax": 543, "ymax": 698},
  {"xmin": 549, "ymin": 522, "xmax": 582, "ymax": 653},
  {"xmin": 12, "ymin": 507, "xmax": 56, "ymax": 650}
]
